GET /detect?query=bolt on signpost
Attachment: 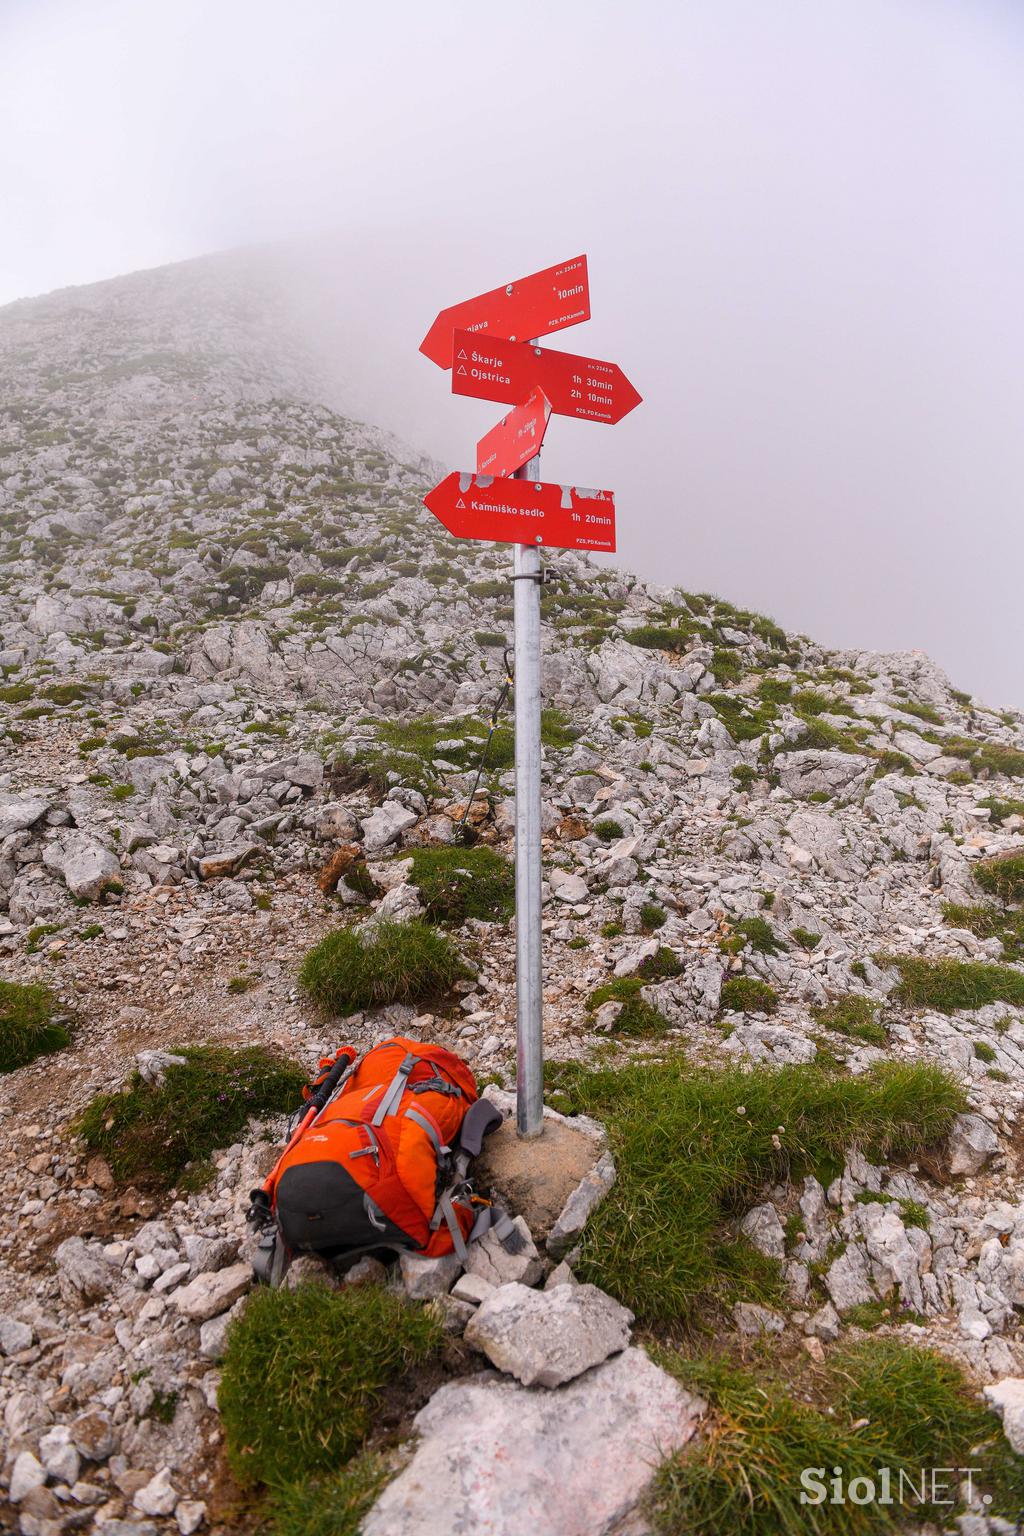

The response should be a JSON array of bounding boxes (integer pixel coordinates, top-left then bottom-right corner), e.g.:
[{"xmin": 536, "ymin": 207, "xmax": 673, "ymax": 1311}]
[{"xmin": 420, "ymin": 257, "xmax": 641, "ymax": 1137}]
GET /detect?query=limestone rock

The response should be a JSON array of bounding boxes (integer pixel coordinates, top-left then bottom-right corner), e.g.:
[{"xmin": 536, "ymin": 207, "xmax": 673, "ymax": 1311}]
[
  {"xmin": 360, "ymin": 1347, "xmax": 704, "ymax": 1536},
  {"xmin": 463, "ymin": 1217, "xmax": 544, "ymax": 1289},
  {"xmin": 195, "ymin": 841, "xmax": 258, "ymax": 879},
  {"xmin": 740, "ymin": 1203, "xmax": 786, "ymax": 1261},
  {"xmin": 399, "ymin": 1251, "xmax": 462, "ymax": 1300},
  {"xmin": 9, "ymin": 1450, "xmax": 46, "ymax": 1503},
  {"xmin": 733, "ymin": 1301, "xmax": 786, "ymax": 1336},
  {"xmin": 43, "ymin": 832, "xmax": 120, "ymax": 901},
  {"xmin": 0, "ymin": 1315, "xmax": 34, "ymax": 1355},
  {"xmin": 134, "ymin": 1467, "xmax": 178, "ymax": 1517},
  {"xmin": 824, "ymin": 1242, "xmax": 876, "ymax": 1312},
  {"xmin": 69, "ymin": 1409, "xmax": 116, "ymax": 1461},
  {"xmin": 54, "ymin": 1237, "xmax": 118, "ymax": 1304},
  {"xmin": 0, "ymin": 792, "xmax": 49, "ymax": 840},
  {"xmin": 549, "ymin": 868, "xmax": 588, "ymax": 903},
  {"xmin": 465, "ymin": 1282, "xmax": 633, "ymax": 1387},
  {"xmin": 776, "ymin": 750, "xmax": 870, "ymax": 803},
  {"xmin": 948, "ymin": 1113, "xmax": 1000, "ymax": 1176},
  {"xmin": 985, "ymin": 1378, "xmax": 1024, "ymax": 1454},
  {"xmin": 362, "ymin": 802, "xmax": 417, "ymax": 854},
  {"xmin": 316, "ymin": 842, "xmax": 362, "ymax": 894},
  {"xmin": 170, "ymin": 1262, "xmax": 251, "ymax": 1321}
]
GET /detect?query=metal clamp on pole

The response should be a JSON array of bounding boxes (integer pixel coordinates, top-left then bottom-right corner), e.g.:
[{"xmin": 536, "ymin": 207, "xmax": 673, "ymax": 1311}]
[{"xmin": 509, "ymin": 569, "xmax": 546, "ymax": 584}]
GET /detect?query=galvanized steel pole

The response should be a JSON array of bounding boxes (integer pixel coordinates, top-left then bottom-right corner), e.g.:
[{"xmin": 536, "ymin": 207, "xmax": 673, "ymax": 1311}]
[{"xmin": 512, "ymin": 443, "xmax": 544, "ymax": 1138}]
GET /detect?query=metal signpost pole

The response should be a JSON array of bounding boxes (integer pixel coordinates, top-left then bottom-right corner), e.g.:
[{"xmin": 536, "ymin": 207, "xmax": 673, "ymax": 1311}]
[
  {"xmin": 419, "ymin": 254, "xmax": 639, "ymax": 1140},
  {"xmin": 512, "ymin": 444, "xmax": 544, "ymax": 1139}
]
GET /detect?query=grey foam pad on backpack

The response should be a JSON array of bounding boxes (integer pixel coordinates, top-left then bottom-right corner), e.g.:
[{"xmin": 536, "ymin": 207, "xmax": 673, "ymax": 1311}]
[{"xmin": 458, "ymin": 1098, "xmax": 503, "ymax": 1157}]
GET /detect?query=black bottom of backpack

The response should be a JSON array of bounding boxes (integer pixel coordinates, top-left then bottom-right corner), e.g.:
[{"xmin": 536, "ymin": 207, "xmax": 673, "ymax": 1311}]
[{"xmin": 275, "ymin": 1160, "xmax": 414, "ymax": 1255}]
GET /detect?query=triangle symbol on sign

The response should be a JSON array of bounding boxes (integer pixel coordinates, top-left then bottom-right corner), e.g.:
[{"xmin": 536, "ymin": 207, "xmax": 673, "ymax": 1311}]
[
  {"xmin": 455, "ymin": 497, "xmax": 466, "ymax": 509},
  {"xmin": 457, "ymin": 348, "xmax": 468, "ymax": 359},
  {"xmin": 456, "ymin": 364, "xmax": 467, "ymax": 376}
]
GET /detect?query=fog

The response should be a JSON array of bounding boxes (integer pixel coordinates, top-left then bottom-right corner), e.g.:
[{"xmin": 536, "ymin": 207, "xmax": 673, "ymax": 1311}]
[{"xmin": 3, "ymin": 0, "xmax": 1023, "ymax": 705}]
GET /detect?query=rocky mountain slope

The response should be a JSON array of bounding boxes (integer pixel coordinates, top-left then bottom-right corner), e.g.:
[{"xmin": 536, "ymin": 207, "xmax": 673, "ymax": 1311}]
[{"xmin": 4, "ymin": 254, "xmax": 1024, "ymax": 1534}]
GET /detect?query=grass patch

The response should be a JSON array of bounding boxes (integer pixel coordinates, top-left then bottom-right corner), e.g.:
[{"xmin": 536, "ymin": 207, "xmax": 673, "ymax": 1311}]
[
  {"xmin": 593, "ymin": 818, "xmax": 624, "ymax": 843},
  {"xmin": 791, "ymin": 927, "xmax": 821, "ymax": 952},
  {"xmin": 720, "ymin": 976, "xmax": 778, "ymax": 1014},
  {"xmin": 975, "ymin": 852, "xmax": 1024, "ymax": 904},
  {"xmin": 300, "ymin": 921, "xmax": 466, "ymax": 1015},
  {"xmin": 552, "ymin": 1055, "xmax": 963, "ymax": 1323},
  {"xmin": 812, "ymin": 995, "xmax": 886, "ymax": 1046},
  {"xmin": 586, "ymin": 975, "xmax": 672, "ymax": 1037},
  {"xmin": 41, "ymin": 682, "xmax": 91, "ymax": 705},
  {"xmin": 640, "ymin": 902, "xmax": 667, "ymax": 931},
  {"xmin": 649, "ymin": 1338, "xmax": 1023, "ymax": 1532},
  {"xmin": 405, "ymin": 846, "xmax": 513, "ymax": 925},
  {"xmin": 629, "ymin": 625, "xmax": 696, "ymax": 654},
  {"xmin": 979, "ymin": 794, "xmax": 1024, "ymax": 826},
  {"xmin": 733, "ymin": 917, "xmax": 783, "ymax": 956},
  {"xmin": 264, "ymin": 1450, "xmax": 392, "ymax": 1536},
  {"xmin": 940, "ymin": 899, "xmax": 1024, "ymax": 962},
  {"xmin": 882, "ymin": 953, "xmax": 1024, "ymax": 1012},
  {"xmin": 221, "ymin": 1284, "xmax": 441, "ymax": 1487},
  {"xmin": 0, "ymin": 981, "xmax": 69, "ymax": 1073},
  {"xmin": 75, "ymin": 1045, "xmax": 304, "ymax": 1190}
]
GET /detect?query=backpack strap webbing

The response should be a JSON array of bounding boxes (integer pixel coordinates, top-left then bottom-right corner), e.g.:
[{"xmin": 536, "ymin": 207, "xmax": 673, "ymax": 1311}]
[
  {"xmin": 370, "ymin": 1053, "xmax": 417, "ymax": 1125},
  {"xmin": 434, "ymin": 1190, "xmax": 469, "ymax": 1263}
]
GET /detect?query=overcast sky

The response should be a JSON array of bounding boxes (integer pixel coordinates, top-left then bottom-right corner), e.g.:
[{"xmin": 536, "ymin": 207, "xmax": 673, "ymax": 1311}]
[{"xmin": 3, "ymin": 0, "xmax": 1023, "ymax": 707}]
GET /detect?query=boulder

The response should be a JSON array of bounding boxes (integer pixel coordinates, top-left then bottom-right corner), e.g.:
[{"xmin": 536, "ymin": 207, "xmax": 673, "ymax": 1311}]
[
  {"xmin": 9, "ymin": 1450, "xmax": 46, "ymax": 1504},
  {"xmin": 362, "ymin": 802, "xmax": 418, "ymax": 854},
  {"xmin": 463, "ymin": 1218, "xmax": 545, "ymax": 1289},
  {"xmin": 195, "ymin": 842, "xmax": 259, "ymax": 880},
  {"xmin": 985, "ymin": 1378, "xmax": 1024, "ymax": 1454},
  {"xmin": 170, "ymin": 1262, "xmax": 251, "ymax": 1322},
  {"xmin": 317, "ymin": 842, "xmax": 362, "ymax": 895},
  {"xmin": 400, "ymin": 1252, "xmax": 462, "ymax": 1300},
  {"xmin": 776, "ymin": 750, "xmax": 870, "ymax": 804},
  {"xmin": 69, "ymin": 1409, "xmax": 116, "ymax": 1461},
  {"xmin": 133, "ymin": 1468, "xmax": 178, "ymax": 1517},
  {"xmin": 740, "ymin": 1203, "xmax": 786, "ymax": 1261},
  {"xmin": 464, "ymin": 1282, "xmax": 633, "ymax": 1387},
  {"xmin": 0, "ymin": 792, "xmax": 49, "ymax": 840},
  {"xmin": 549, "ymin": 868, "xmax": 588, "ymax": 904},
  {"xmin": 824, "ymin": 1242, "xmax": 876, "ymax": 1312},
  {"xmin": 43, "ymin": 832, "xmax": 120, "ymax": 901},
  {"xmin": 948, "ymin": 1113, "xmax": 1000, "ymax": 1176},
  {"xmin": 360, "ymin": 1347, "xmax": 704, "ymax": 1536},
  {"xmin": 0, "ymin": 1315, "xmax": 34, "ymax": 1355},
  {"xmin": 54, "ymin": 1237, "xmax": 118, "ymax": 1304}
]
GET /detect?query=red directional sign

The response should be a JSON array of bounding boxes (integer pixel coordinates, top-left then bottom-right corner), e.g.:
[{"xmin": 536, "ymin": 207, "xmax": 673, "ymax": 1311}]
[
  {"xmin": 451, "ymin": 331, "xmax": 642, "ymax": 425},
  {"xmin": 424, "ymin": 472, "xmax": 615, "ymax": 553},
  {"xmin": 420, "ymin": 256, "xmax": 590, "ymax": 369},
  {"xmin": 476, "ymin": 387, "xmax": 552, "ymax": 477}
]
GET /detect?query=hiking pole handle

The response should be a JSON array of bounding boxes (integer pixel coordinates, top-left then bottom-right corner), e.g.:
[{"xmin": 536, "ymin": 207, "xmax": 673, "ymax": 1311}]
[{"xmin": 307, "ymin": 1051, "xmax": 355, "ymax": 1115}]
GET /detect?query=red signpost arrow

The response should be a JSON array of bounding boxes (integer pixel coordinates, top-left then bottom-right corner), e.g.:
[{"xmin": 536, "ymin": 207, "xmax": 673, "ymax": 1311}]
[
  {"xmin": 476, "ymin": 386, "xmax": 552, "ymax": 478},
  {"xmin": 419, "ymin": 255, "xmax": 590, "ymax": 368},
  {"xmin": 424, "ymin": 472, "xmax": 615, "ymax": 553},
  {"xmin": 451, "ymin": 331, "xmax": 642, "ymax": 425}
]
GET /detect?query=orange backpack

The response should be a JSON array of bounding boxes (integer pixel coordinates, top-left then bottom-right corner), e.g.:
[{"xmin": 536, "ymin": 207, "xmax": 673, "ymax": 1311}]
[{"xmin": 249, "ymin": 1038, "xmax": 492, "ymax": 1281}]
